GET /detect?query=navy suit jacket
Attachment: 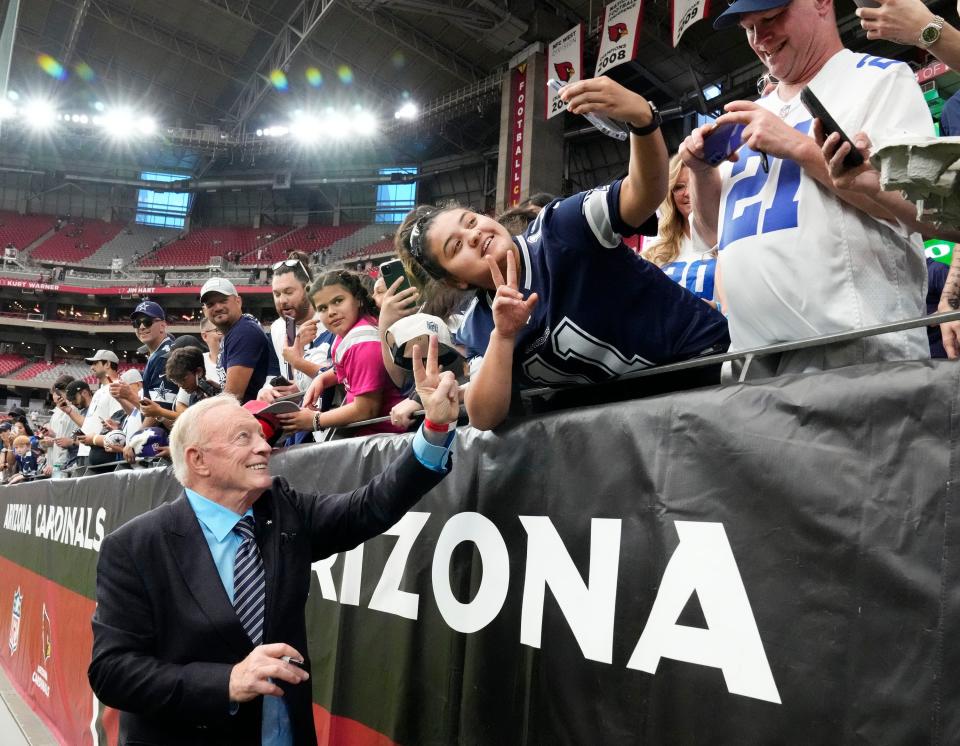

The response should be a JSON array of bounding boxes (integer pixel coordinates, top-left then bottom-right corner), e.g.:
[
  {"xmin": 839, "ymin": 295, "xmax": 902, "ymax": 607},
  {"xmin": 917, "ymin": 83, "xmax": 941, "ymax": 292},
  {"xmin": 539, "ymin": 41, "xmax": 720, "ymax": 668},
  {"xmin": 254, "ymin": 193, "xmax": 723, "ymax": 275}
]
[{"xmin": 89, "ymin": 444, "xmax": 449, "ymax": 745}]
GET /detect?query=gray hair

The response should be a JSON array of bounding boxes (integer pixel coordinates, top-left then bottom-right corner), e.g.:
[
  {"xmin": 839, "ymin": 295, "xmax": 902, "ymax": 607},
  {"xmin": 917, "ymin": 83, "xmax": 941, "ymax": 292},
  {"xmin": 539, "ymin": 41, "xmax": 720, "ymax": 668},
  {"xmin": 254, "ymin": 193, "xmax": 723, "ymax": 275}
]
[{"xmin": 169, "ymin": 394, "xmax": 240, "ymax": 484}]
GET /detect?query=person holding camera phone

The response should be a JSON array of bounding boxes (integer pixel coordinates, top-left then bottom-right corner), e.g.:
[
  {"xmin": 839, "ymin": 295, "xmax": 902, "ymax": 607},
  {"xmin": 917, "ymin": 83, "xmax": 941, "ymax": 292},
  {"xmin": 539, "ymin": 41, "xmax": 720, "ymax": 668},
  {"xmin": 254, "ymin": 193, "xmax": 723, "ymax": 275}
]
[
  {"xmin": 679, "ymin": 0, "xmax": 935, "ymax": 378},
  {"xmin": 46, "ymin": 375, "xmax": 79, "ymax": 475},
  {"xmin": 257, "ymin": 258, "xmax": 335, "ymax": 405}
]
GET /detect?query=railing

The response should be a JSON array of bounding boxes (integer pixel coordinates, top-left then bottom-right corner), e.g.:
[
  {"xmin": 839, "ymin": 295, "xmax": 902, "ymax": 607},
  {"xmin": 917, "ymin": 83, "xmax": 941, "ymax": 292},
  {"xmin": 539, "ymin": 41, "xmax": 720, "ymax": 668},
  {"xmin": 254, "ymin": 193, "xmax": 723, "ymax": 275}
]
[{"xmin": 335, "ymin": 309, "xmax": 960, "ymax": 433}]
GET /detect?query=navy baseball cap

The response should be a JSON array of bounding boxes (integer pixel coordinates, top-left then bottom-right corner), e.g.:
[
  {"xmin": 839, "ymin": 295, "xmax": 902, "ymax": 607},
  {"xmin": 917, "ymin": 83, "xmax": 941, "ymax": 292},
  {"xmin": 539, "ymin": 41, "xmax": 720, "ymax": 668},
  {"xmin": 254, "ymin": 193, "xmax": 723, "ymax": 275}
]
[
  {"xmin": 130, "ymin": 300, "xmax": 166, "ymax": 320},
  {"xmin": 714, "ymin": 0, "xmax": 790, "ymax": 29}
]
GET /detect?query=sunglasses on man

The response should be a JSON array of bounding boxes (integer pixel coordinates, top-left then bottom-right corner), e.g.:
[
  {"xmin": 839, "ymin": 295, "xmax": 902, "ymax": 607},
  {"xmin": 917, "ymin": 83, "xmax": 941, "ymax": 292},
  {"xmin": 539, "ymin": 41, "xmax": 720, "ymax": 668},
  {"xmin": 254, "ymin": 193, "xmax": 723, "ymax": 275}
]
[
  {"xmin": 272, "ymin": 258, "xmax": 310, "ymax": 279},
  {"xmin": 131, "ymin": 317, "xmax": 157, "ymax": 330}
]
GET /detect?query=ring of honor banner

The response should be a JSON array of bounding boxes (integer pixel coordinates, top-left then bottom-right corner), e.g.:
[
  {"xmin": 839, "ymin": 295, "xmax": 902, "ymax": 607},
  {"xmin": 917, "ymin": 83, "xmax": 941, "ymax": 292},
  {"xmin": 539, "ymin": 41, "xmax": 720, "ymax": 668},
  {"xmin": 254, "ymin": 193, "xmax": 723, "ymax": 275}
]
[
  {"xmin": 2, "ymin": 360, "xmax": 960, "ymax": 743},
  {"xmin": 595, "ymin": 0, "xmax": 643, "ymax": 77},
  {"xmin": 671, "ymin": 0, "xmax": 711, "ymax": 46},
  {"xmin": 507, "ymin": 63, "xmax": 527, "ymax": 207},
  {"xmin": 546, "ymin": 24, "xmax": 584, "ymax": 119}
]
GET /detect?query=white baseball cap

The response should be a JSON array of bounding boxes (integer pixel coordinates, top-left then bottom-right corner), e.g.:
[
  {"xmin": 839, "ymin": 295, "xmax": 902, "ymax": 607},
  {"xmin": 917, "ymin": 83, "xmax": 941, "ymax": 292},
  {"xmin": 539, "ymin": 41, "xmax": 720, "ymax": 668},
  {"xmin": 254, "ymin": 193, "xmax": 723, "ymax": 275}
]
[
  {"xmin": 200, "ymin": 277, "xmax": 238, "ymax": 301},
  {"xmin": 84, "ymin": 349, "xmax": 120, "ymax": 364},
  {"xmin": 120, "ymin": 368, "xmax": 143, "ymax": 384},
  {"xmin": 386, "ymin": 314, "xmax": 461, "ymax": 369}
]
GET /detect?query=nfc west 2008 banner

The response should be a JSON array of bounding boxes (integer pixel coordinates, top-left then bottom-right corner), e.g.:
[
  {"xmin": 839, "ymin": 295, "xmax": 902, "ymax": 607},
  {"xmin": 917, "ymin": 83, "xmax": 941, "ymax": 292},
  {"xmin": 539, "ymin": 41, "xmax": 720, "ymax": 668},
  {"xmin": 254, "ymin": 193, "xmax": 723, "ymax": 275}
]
[{"xmin": 546, "ymin": 24, "xmax": 584, "ymax": 120}]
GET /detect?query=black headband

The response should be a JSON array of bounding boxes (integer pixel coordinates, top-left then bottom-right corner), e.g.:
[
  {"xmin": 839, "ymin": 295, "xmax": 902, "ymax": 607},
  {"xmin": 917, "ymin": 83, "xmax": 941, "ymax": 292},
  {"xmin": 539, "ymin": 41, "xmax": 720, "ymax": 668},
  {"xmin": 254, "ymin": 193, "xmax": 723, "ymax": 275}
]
[{"xmin": 408, "ymin": 212, "xmax": 445, "ymax": 280}]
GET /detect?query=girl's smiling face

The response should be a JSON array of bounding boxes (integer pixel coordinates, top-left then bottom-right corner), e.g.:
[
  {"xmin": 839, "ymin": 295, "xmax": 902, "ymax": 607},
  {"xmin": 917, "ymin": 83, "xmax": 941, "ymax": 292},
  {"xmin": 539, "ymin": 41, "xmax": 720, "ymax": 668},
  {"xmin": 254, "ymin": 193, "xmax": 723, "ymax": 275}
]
[
  {"xmin": 426, "ymin": 208, "xmax": 516, "ymax": 290},
  {"xmin": 312, "ymin": 283, "xmax": 363, "ymax": 336}
]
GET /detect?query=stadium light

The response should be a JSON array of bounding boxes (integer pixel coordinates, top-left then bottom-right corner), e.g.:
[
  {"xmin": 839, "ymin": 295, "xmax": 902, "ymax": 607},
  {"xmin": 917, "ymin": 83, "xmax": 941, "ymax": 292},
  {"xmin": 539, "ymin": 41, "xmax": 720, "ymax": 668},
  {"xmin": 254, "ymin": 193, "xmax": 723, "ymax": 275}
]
[
  {"xmin": 355, "ymin": 110, "xmax": 378, "ymax": 136},
  {"xmin": 394, "ymin": 102, "xmax": 417, "ymax": 120},
  {"xmin": 137, "ymin": 116, "xmax": 156, "ymax": 136},
  {"xmin": 22, "ymin": 99, "xmax": 57, "ymax": 130},
  {"xmin": 290, "ymin": 112, "xmax": 321, "ymax": 144},
  {"xmin": 0, "ymin": 99, "xmax": 16, "ymax": 120},
  {"xmin": 320, "ymin": 110, "xmax": 350, "ymax": 140},
  {"xmin": 101, "ymin": 107, "xmax": 136, "ymax": 138}
]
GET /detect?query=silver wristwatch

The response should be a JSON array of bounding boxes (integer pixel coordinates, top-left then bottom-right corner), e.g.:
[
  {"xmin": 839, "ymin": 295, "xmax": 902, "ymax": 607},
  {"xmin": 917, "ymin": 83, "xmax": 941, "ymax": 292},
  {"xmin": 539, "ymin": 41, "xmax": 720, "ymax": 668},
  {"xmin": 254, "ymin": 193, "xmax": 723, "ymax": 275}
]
[{"xmin": 918, "ymin": 15, "xmax": 944, "ymax": 47}]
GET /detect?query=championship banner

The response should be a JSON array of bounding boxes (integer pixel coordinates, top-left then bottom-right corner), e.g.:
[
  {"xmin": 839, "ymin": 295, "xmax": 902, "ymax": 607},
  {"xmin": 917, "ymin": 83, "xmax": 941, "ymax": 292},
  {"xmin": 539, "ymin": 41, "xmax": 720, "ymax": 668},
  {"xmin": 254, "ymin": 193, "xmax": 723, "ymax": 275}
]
[
  {"xmin": 595, "ymin": 0, "xmax": 643, "ymax": 77},
  {"xmin": 507, "ymin": 63, "xmax": 527, "ymax": 206},
  {"xmin": 671, "ymin": 0, "xmax": 711, "ymax": 46},
  {"xmin": 546, "ymin": 24, "xmax": 584, "ymax": 120},
  {"xmin": 2, "ymin": 361, "xmax": 960, "ymax": 743}
]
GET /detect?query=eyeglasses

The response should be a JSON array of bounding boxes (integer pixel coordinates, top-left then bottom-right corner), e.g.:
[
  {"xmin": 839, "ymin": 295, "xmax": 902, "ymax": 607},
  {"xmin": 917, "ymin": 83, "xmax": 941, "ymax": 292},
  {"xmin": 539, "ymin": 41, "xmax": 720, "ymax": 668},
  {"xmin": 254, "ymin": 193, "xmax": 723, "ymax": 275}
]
[{"xmin": 131, "ymin": 317, "xmax": 155, "ymax": 329}]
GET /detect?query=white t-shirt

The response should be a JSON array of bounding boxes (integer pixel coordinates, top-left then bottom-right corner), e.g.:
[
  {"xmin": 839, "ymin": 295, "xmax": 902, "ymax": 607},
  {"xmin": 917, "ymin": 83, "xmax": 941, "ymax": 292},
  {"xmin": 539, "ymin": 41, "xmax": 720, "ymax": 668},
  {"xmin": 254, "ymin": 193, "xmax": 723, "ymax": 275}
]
[
  {"xmin": 77, "ymin": 383, "xmax": 123, "ymax": 458},
  {"xmin": 46, "ymin": 407, "xmax": 74, "ymax": 466},
  {"xmin": 203, "ymin": 352, "xmax": 219, "ymax": 384},
  {"xmin": 717, "ymin": 49, "xmax": 932, "ymax": 366},
  {"xmin": 268, "ymin": 316, "xmax": 333, "ymax": 392}
]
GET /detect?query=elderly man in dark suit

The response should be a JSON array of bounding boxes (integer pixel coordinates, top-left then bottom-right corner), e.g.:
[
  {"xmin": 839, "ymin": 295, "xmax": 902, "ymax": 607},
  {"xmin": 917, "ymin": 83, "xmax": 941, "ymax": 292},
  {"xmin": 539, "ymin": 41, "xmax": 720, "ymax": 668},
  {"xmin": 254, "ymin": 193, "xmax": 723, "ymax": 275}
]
[{"xmin": 88, "ymin": 338, "xmax": 460, "ymax": 745}]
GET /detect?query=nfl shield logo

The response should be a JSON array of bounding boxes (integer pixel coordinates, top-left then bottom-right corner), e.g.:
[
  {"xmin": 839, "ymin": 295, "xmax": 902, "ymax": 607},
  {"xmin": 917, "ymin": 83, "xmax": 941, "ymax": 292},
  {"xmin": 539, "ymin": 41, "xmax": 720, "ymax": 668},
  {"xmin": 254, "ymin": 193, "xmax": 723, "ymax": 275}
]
[{"xmin": 8, "ymin": 587, "xmax": 22, "ymax": 654}]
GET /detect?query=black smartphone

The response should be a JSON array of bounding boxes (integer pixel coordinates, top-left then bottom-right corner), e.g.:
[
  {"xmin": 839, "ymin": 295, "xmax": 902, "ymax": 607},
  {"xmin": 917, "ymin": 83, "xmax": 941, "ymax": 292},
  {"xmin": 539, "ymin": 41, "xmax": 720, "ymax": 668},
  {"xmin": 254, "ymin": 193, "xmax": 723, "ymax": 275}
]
[
  {"xmin": 800, "ymin": 86, "xmax": 864, "ymax": 170},
  {"xmin": 379, "ymin": 259, "xmax": 412, "ymax": 296}
]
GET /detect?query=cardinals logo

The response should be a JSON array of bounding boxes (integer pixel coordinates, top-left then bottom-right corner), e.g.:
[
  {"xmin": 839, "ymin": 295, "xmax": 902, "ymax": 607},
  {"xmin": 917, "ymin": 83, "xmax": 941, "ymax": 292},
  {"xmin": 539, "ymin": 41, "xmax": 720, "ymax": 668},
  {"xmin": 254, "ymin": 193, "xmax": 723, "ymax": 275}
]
[
  {"xmin": 41, "ymin": 604, "xmax": 51, "ymax": 664},
  {"xmin": 608, "ymin": 22, "xmax": 628, "ymax": 41},
  {"xmin": 554, "ymin": 61, "xmax": 575, "ymax": 82}
]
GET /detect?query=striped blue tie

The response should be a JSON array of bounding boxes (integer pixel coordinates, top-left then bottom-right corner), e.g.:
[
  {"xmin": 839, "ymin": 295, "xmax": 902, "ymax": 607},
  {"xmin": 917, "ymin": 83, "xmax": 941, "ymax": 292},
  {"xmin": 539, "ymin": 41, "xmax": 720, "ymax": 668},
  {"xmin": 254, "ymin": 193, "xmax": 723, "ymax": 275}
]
[{"xmin": 233, "ymin": 516, "xmax": 265, "ymax": 646}]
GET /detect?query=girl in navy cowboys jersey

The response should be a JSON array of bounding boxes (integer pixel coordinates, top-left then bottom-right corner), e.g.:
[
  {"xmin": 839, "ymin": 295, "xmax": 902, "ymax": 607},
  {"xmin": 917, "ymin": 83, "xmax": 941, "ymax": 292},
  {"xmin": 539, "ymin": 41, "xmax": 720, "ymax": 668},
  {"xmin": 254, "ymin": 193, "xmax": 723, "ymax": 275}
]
[{"xmin": 397, "ymin": 77, "xmax": 730, "ymax": 430}]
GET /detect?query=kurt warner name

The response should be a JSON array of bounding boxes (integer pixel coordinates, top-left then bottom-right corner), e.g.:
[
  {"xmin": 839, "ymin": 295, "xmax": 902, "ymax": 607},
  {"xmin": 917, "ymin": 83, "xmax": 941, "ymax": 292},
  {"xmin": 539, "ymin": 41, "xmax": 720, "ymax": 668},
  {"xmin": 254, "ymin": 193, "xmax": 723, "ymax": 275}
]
[{"xmin": 3, "ymin": 503, "xmax": 106, "ymax": 551}]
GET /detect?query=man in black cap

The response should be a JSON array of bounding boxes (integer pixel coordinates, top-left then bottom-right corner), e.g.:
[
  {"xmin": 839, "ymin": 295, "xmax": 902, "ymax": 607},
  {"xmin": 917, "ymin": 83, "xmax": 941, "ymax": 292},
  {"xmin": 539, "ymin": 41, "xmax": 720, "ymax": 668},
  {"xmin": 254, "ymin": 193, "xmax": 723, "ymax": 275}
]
[{"xmin": 680, "ymin": 0, "xmax": 933, "ymax": 377}]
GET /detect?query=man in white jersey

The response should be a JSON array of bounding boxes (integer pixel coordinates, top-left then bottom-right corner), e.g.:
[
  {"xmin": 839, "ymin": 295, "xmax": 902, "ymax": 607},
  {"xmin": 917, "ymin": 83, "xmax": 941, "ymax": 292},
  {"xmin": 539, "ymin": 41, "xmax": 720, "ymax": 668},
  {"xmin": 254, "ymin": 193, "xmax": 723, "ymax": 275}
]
[{"xmin": 680, "ymin": 0, "xmax": 933, "ymax": 376}]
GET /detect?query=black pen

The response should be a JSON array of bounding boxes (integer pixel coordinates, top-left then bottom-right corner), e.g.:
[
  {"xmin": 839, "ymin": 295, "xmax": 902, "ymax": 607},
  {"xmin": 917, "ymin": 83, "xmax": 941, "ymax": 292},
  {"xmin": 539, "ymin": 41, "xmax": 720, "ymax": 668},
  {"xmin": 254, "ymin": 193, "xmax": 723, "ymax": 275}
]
[{"xmin": 759, "ymin": 151, "xmax": 769, "ymax": 173}]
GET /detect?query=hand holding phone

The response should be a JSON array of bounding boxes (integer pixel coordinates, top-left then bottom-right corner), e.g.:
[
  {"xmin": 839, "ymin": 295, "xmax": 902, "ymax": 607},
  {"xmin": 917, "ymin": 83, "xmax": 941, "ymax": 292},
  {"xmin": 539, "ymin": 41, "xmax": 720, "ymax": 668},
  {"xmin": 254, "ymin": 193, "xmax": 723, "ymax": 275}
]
[
  {"xmin": 547, "ymin": 78, "xmax": 629, "ymax": 141},
  {"xmin": 800, "ymin": 86, "xmax": 864, "ymax": 170},
  {"xmin": 379, "ymin": 260, "xmax": 412, "ymax": 297},
  {"xmin": 702, "ymin": 123, "xmax": 746, "ymax": 166}
]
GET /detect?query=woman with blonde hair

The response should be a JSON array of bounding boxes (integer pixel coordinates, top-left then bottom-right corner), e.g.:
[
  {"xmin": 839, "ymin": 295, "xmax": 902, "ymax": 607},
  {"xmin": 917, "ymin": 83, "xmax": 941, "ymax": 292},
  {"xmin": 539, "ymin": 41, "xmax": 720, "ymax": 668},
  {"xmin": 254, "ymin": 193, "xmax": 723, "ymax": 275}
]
[{"xmin": 645, "ymin": 154, "xmax": 718, "ymax": 306}]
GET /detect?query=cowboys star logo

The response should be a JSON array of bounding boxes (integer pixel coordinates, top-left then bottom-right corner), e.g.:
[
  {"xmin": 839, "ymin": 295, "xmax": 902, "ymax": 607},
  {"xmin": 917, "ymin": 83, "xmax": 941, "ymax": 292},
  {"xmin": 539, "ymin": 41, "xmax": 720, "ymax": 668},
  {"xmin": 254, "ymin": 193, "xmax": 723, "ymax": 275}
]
[
  {"xmin": 608, "ymin": 22, "xmax": 628, "ymax": 41},
  {"xmin": 554, "ymin": 61, "xmax": 575, "ymax": 82},
  {"xmin": 8, "ymin": 587, "xmax": 22, "ymax": 654}
]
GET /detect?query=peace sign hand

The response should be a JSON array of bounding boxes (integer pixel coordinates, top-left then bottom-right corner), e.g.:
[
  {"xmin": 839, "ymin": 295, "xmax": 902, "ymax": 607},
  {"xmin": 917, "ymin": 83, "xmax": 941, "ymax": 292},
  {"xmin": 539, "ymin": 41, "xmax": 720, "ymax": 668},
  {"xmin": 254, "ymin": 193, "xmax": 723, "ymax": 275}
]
[
  {"xmin": 486, "ymin": 250, "xmax": 538, "ymax": 340},
  {"xmin": 412, "ymin": 334, "xmax": 459, "ymax": 426}
]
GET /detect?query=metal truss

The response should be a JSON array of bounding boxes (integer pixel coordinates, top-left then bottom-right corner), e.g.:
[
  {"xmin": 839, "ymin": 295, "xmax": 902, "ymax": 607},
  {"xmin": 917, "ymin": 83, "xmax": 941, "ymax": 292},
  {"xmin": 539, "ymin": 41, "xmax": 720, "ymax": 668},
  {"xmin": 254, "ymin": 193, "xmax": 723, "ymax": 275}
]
[
  {"xmin": 339, "ymin": 3, "xmax": 487, "ymax": 84},
  {"xmin": 224, "ymin": 0, "xmax": 337, "ymax": 135},
  {"xmin": 384, "ymin": 70, "xmax": 502, "ymax": 134},
  {"xmin": 61, "ymin": 0, "xmax": 91, "ymax": 66},
  {"xmin": 16, "ymin": 27, "xmax": 231, "ymax": 120},
  {"xmin": 361, "ymin": 0, "xmax": 527, "ymax": 55},
  {"xmin": 197, "ymin": 0, "xmax": 281, "ymax": 32},
  {"xmin": 61, "ymin": 0, "xmax": 251, "ymax": 85}
]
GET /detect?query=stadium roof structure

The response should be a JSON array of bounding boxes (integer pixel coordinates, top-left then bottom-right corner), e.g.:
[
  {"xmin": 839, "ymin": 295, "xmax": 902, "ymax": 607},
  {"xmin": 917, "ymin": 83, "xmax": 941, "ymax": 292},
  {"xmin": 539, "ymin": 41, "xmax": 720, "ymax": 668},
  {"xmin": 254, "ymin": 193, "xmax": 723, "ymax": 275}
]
[{"xmin": 0, "ymin": 0, "xmax": 946, "ymax": 172}]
